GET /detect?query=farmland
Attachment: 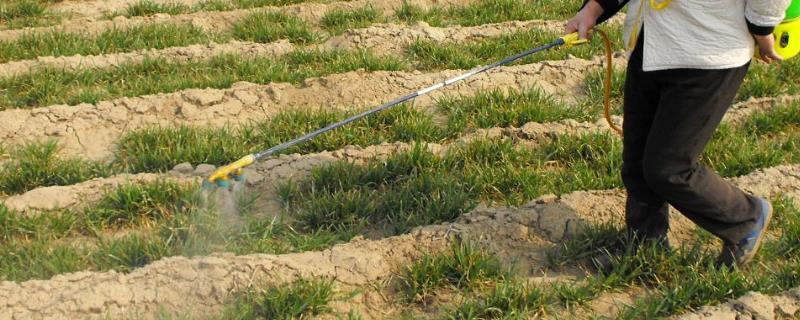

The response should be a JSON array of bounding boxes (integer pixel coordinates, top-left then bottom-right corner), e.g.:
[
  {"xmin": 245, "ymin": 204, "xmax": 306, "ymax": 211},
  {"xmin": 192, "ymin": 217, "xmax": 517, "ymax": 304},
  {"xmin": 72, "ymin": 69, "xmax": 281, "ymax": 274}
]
[{"xmin": 0, "ymin": 0, "xmax": 799, "ymax": 319}]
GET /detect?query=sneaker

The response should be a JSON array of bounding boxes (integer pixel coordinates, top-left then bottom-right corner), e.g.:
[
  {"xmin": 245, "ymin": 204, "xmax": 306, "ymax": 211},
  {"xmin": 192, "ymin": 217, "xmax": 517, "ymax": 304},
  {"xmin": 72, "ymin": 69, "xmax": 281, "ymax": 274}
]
[{"xmin": 716, "ymin": 197, "xmax": 773, "ymax": 269}]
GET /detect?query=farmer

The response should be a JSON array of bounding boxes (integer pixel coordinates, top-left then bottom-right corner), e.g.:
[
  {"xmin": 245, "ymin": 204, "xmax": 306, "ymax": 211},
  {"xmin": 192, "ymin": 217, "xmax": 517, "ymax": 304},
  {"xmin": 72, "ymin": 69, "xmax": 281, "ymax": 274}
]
[{"xmin": 565, "ymin": 0, "xmax": 791, "ymax": 268}]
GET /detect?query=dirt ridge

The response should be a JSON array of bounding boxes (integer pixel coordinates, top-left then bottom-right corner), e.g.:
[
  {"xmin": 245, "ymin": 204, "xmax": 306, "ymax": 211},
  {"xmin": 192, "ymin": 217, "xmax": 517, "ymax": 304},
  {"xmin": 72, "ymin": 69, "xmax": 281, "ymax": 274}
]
[
  {"xmin": 674, "ymin": 289, "xmax": 800, "ymax": 320},
  {"xmin": 0, "ymin": 164, "xmax": 797, "ymax": 319},
  {"xmin": 1, "ymin": 173, "xmax": 194, "ymax": 214}
]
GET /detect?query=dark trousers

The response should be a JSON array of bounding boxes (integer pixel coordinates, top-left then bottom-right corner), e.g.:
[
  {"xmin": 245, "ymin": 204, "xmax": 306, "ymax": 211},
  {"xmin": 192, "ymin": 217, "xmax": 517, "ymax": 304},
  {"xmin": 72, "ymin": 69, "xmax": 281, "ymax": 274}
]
[{"xmin": 621, "ymin": 35, "xmax": 760, "ymax": 245}]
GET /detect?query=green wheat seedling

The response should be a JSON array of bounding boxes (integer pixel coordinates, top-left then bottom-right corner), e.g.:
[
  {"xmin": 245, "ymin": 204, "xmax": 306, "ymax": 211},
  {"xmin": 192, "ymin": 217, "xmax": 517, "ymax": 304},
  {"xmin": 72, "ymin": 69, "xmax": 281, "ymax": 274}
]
[
  {"xmin": 219, "ymin": 278, "xmax": 335, "ymax": 319},
  {"xmin": 738, "ymin": 58, "xmax": 800, "ymax": 101},
  {"xmin": 83, "ymin": 180, "xmax": 195, "ymax": 229},
  {"xmin": 117, "ymin": 0, "xmax": 317, "ymax": 17},
  {"xmin": 399, "ymin": 241, "xmax": 508, "ymax": 303},
  {"xmin": 115, "ymin": 105, "xmax": 438, "ymax": 172},
  {"xmin": 0, "ymin": 0, "xmax": 62, "ymax": 30},
  {"xmin": 291, "ymin": 151, "xmax": 476, "ymax": 234},
  {"xmin": 0, "ymin": 50, "xmax": 407, "ymax": 109},
  {"xmin": 0, "ymin": 105, "xmax": 796, "ymax": 286},
  {"xmin": 321, "ymin": 5, "xmax": 385, "ymax": 35},
  {"xmin": 232, "ymin": 11, "xmax": 318, "ymax": 44},
  {"xmin": 396, "ymin": 0, "xmax": 584, "ymax": 27},
  {"xmin": 281, "ymin": 102, "xmax": 798, "ymax": 233},
  {"xmin": 437, "ymin": 87, "xmax": 590, "ymax": 132},
  {"xmin": 0, "ymin": 180, "xmax": 198, "ymax": 281},
  {"xmin": 536, "ymin": 197, "xmax": 800, "ymax": 319},
  {"xmin": 0, "ymin": 23, "xmax": 222, "ymax": 63},
  {"xmin": 121, "ymin": 0, "xmax": 190, "ymax": 17},
  {"xmin": 581, "ymin": 67, "xmax": 626, "ymax": 115},
  {"xmin": 445, "ymin": 279, "xmax": 549, "ymax": 319},
  {"xmin": 407, "ymin": 27, "xmax": 623, "ymax": 70},
  {"xmin": 0, "ymin": 140, "xmax": 110, "ymax": 195}
]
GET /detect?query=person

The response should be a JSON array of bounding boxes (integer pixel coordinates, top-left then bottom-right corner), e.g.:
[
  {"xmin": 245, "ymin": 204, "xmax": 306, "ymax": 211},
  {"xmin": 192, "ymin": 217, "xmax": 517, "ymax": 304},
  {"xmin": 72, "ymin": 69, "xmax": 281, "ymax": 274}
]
[{"xmin": 565, "ymin": 0, "xmax": 791, "ymax": 268}]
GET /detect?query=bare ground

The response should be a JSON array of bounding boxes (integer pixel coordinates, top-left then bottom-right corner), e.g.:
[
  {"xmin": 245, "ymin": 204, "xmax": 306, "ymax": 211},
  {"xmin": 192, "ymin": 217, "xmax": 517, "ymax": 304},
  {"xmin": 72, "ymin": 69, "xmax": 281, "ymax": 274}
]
[
  {"xmin": 674, "ymin": 289, "xmax": 800, "ymax": 319},
  {"xmin": 1, "ymin": 164, "xmax": 798, "ymax": 319}
]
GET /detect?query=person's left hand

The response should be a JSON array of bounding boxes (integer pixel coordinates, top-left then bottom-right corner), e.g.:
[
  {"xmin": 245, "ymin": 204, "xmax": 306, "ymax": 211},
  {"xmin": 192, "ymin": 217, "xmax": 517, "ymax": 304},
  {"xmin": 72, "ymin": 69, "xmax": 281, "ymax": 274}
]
[{"xmin": 754, "ymin": 33, "xmax": 783, "ymax": 63}]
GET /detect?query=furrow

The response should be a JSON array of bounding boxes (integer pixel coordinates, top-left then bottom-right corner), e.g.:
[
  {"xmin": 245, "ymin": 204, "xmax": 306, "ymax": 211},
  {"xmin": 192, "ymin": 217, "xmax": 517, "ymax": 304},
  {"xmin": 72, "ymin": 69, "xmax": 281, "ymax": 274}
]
[{"xmin": 0, "ymin": 164, "xmax": 797, "ymax": 319}]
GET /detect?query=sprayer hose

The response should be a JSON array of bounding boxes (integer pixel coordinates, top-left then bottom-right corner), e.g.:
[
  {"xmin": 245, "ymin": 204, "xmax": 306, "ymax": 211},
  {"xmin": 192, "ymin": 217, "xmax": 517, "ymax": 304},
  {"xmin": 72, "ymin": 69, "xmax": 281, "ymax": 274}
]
[{"xmin": 596, "ymin": 28, "xmax": 622, "ymax": 135}]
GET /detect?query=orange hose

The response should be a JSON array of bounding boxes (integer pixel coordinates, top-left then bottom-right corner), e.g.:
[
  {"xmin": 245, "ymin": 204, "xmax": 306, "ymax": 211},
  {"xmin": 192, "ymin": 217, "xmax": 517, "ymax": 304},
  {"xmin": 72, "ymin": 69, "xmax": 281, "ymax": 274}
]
[{"xmin": 596, "ymin": 28, "xmax": 623, "ymax": 136}]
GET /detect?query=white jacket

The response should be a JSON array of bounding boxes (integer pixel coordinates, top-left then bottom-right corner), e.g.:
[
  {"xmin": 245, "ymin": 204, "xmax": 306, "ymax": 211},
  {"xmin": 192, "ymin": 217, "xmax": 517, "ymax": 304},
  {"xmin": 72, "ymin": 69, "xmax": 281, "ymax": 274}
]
[{"xmin": 622, "ymin": 0, "xmax": 790, "ymax": 71}]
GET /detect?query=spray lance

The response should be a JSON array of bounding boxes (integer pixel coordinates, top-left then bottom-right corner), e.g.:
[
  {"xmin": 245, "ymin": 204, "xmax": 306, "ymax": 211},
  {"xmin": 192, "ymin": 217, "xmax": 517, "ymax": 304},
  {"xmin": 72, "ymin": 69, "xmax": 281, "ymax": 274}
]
[{"xmin": 202, "ymin": 32, "xmax": 596, "ymax": 188}]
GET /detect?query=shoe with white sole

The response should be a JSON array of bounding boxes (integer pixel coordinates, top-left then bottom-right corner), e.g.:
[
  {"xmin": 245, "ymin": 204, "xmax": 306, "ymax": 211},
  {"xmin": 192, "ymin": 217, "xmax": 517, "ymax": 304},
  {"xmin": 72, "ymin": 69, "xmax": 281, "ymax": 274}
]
[{"xmin": 716, "ymin": 197, "xmax": 773, "ymax": 269}]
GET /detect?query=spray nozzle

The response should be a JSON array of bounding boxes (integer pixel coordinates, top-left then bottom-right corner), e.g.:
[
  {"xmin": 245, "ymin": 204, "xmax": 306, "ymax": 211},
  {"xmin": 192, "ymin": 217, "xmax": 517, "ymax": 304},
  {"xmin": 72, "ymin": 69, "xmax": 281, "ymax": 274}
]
[{"xmin": 203, "ymin": 155, "xmax": 256, "ymax": 189}]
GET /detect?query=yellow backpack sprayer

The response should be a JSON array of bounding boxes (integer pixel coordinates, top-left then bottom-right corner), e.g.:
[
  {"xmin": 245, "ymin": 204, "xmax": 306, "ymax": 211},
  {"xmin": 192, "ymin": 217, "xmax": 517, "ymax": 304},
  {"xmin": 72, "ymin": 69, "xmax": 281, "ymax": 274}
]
[
  {"xmin": 202, "ymin": 32, "xmax": 610, "ymax": 189},
  {"xmin": 774, "ymin": 0, "xmax": 800, "ymax": 59}
]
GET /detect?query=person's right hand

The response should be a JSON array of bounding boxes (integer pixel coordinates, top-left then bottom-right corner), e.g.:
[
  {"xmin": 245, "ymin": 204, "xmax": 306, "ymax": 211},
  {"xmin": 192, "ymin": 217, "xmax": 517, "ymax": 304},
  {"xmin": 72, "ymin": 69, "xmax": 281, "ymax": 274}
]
[
  {"xmin": 753, "ymin": 33, "xmax": 783, "ymax": 63},
  {"xmin": 565, "ymin": 0, "xmax": 605, "ymax": 39}
]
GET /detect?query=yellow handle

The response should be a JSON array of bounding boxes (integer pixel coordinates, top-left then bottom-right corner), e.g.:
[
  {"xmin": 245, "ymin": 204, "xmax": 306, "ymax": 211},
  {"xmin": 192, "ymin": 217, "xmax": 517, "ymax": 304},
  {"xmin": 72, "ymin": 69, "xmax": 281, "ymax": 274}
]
[
  {"xmin": 206, "ymin": 154, "xmax": 256, "ymax": 184},
  {"xmin": 560, "ymin": 32, "xmax": 590, "ymax": 48}
]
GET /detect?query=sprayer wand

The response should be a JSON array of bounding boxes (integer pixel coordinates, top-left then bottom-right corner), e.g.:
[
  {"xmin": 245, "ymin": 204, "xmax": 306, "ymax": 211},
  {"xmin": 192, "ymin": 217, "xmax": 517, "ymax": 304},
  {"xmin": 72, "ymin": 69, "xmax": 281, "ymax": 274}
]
[{"xmin": 203, "ymin": 32, "xmax": 589, "ymax": 188}]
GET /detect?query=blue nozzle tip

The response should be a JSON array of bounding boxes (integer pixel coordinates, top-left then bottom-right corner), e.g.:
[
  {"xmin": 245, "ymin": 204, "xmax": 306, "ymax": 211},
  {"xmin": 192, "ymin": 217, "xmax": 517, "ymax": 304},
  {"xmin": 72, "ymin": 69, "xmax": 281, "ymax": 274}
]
[{"xmin": 216, "ymin": 180, "xmax": 230, "ymax": 188}]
